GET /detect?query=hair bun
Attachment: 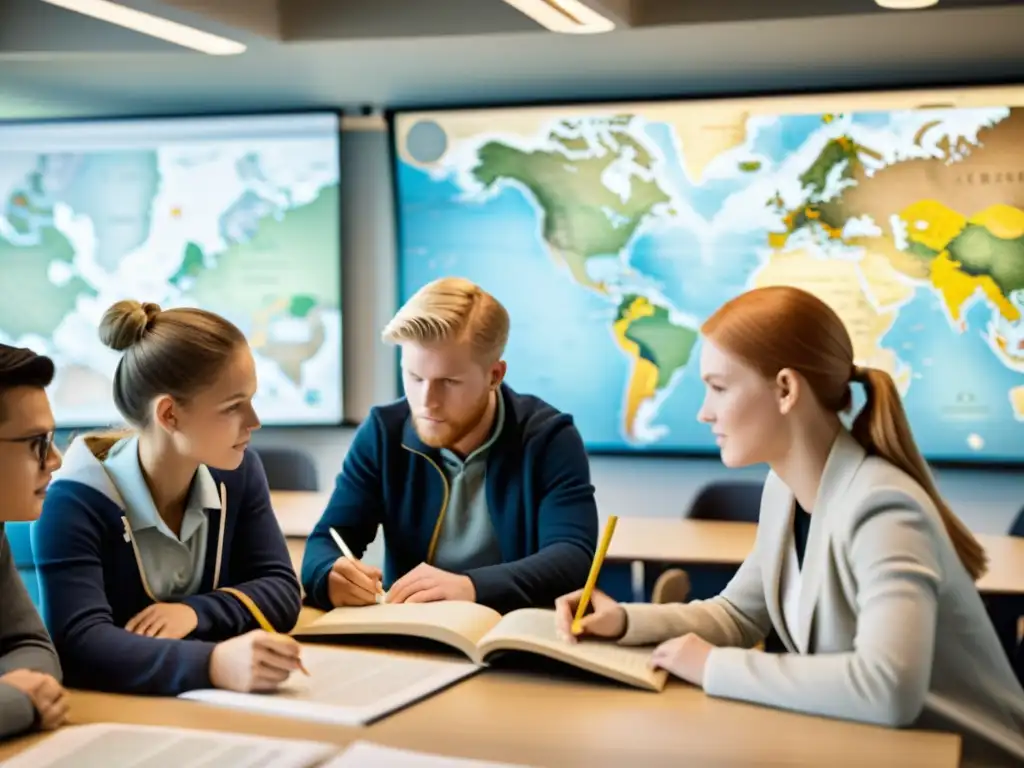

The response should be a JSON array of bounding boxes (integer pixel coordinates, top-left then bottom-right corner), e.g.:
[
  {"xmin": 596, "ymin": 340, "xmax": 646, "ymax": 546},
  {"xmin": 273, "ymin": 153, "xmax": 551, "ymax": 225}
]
[{"xmin": 98, "ymin": 300, "xmax": 162, "ymax": 352}]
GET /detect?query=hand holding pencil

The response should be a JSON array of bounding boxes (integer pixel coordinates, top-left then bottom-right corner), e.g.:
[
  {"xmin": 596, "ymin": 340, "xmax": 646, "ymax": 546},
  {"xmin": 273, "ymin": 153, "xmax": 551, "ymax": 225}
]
[
  {"xmin": 327, "ymin": 528, "xmax": 386, "ymax": 607},
  {"xmin": 554, "ymin": 516, "xmax": 626, "ymax": 643}
]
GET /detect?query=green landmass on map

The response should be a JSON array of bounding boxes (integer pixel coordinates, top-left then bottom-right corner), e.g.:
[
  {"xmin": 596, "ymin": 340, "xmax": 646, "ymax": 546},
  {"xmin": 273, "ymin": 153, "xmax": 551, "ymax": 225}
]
[
  {"xmin": 170, "ymin": 241, "xmax": 206, "ymax": 287},
  {"xmin": 288, "ymin": 295, "xmax": 317, "ymax": 318},
  {"xmin": 799, "ymin": 136, "xmax": 861, "ymax": 198},
  {"xmin": 946, "ymin": 224, "xmax": 1024, "ymax": 297},
  {"xmin": 181, "ymin": 183, "xmax": 341, "ymax": 315},
  {"xmin": 616, "ymin": 295, "xmax": 698, "ymax": 388},
  {"xmin": 472, "ymin": 139, "xmax": 669, "ymax": 284},
  {"xmin": 0, "ymin": 226, "xmax": 95, "ymax": 338},
  {"xmin": 551, "ymin": 132, "xmax": 588, "ymax": 152},
  {"xmin": 607, "ymin": 130, "xmax": 653, "ymax": 168}
]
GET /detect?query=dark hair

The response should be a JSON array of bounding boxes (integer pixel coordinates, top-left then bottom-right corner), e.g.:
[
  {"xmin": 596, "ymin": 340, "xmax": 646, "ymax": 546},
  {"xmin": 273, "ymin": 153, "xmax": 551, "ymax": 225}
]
[
  {"xmin": 702, "ymin": 285, "xmax": 987, "ymax": 581},
  {"xmin": 98, "ymin": 299, "xmax": 247, "ymax": 430},
  {"xmin": 0, "ymin": 345, "xmax": 55, "ymax": 423}
]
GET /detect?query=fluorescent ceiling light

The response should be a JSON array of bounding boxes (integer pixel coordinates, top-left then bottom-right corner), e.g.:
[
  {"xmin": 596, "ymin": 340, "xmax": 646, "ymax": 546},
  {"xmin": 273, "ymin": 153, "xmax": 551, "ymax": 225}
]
[
  {"xmin": 39, "ymin": 0, "xmax": 247, "ymax": 55},
  {"xmin": 875, "ymin": 0, "xmax": 939, "ymax": 8},
  {"xmin": 501, "ymin": 0, "xmax": 616, "ymax": 34}
]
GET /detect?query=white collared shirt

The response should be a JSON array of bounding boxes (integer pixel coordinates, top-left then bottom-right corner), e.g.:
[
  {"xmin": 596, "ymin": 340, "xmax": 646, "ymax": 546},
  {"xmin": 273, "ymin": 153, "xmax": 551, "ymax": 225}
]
[{"xmin": 103, "ymin": 436, "xmax": 219, "ymax": 601}]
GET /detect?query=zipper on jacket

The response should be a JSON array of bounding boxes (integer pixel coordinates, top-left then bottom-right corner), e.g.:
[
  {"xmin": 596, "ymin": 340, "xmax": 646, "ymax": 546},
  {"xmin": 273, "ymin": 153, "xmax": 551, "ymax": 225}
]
[{"xmin": 401, "ymin": 444, "xmax": 450, "ymax": 565}]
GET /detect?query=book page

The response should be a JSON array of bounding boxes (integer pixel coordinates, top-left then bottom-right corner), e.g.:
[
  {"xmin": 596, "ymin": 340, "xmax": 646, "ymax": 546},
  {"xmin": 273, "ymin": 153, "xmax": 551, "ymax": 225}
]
[
  {"xmin": 0, "ymin": 723, "xmax": 338, "ymax": 768},
  {"xmin": 296, "ymin": 601, "xmax": 501, "ymax": 660},
  {"xmin": 179, "ymin": 644, "xmax": 480, "ymax": 726},
  {"xmin": 323, "ymin": 741, "xmax": 533, "ymax": 768},
  {"xmin": 477, "ymin": 608, "xmax": 668, "ymax": 692}
]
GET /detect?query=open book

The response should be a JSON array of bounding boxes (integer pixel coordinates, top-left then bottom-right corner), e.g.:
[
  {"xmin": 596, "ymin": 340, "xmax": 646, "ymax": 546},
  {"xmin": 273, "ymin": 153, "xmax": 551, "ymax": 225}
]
[{"xmin": 294, "ymin": 603, "xmax": 667, "ymax": 692}]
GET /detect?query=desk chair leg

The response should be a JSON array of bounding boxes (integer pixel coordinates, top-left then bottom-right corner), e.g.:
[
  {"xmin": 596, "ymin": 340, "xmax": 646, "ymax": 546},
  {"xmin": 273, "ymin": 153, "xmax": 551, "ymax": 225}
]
[{"xmin": 651, "ymin": 568, "xmax": 691, "ymax": 605}]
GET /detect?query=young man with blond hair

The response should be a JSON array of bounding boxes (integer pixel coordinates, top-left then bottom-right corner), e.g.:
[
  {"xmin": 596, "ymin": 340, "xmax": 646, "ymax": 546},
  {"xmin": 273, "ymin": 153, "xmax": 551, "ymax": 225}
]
[{"xmin": 301, "ymin": 277, "xmax": 599, "ymax": 614}]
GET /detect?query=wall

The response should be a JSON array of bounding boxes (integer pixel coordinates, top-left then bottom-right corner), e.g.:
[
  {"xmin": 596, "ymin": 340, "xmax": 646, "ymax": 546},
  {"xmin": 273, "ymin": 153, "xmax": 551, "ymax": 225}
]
[{"xmin": 252, "ymin": 128, "xmax": 1024, "ymax": 536}]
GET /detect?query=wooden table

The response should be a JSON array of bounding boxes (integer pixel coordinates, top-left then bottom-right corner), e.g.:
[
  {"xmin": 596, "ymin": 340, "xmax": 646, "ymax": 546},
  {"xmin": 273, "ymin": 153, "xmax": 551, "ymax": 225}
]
[
  {"xmin": 270, "ymin": 492, "xmax": 1024, "ymax": 595},
  {"xmin": 0, "ymin": 662, "xmax": 960, "ymax": 767}
]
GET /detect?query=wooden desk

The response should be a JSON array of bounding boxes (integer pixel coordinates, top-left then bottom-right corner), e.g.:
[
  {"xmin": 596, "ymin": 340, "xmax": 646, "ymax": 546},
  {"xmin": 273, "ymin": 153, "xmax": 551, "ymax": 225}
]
[
  {"xmin": 270, "ymin": 492, "xmax": 1024, "ymax": 595},
  {"xmin": 0, "ymin": 667, "xmax": 960, "ymax": 767}
]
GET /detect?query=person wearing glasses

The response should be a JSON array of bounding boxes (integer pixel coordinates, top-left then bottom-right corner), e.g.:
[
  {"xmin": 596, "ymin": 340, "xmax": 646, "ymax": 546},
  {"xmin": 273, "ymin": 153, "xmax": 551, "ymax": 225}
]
[
  {"xmin": 0, "ymin": 344, "xmax": 67, "ymax": 740},
  {"xmin": 33, "ymin": 300, "xmax": 304, "ymax": 697}
]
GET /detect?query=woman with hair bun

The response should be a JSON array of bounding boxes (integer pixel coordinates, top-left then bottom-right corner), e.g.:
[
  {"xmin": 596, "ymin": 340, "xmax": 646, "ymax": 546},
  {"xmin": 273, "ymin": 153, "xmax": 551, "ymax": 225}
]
[
  {"xmin": 34, "ymin": 300, "xmax": 304, "ymax": 696},
  {"xmin": 556, "ymin": 286, "xmax": 1024, "ymax": 766}
]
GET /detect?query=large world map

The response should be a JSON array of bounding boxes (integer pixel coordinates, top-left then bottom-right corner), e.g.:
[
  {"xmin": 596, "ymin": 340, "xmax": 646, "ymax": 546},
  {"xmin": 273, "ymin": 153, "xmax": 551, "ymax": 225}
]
[{"xmin": 393, "ymin": 90, "xmax": 1024, "ymax": 462}]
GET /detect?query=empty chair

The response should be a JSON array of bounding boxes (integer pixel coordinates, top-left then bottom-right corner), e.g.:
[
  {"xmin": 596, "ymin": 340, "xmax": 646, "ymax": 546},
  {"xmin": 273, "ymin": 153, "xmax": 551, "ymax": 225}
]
[
  {"xmin": 687, "ymin": 479, "xmax": 765, "ymax": 522},
  {"xmin": 4, "ymin": 521, "xmax": 41, "ymax": 608},
  {"xmin": 252, "ymin": 447, "xmax": 319, "ymax": 491}
]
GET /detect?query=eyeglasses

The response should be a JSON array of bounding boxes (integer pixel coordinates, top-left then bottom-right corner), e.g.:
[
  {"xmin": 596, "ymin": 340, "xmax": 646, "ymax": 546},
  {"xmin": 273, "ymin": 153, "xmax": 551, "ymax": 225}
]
[{"xmin": 0, "ymin": 431, "xmax": 56, "ymax": 469}]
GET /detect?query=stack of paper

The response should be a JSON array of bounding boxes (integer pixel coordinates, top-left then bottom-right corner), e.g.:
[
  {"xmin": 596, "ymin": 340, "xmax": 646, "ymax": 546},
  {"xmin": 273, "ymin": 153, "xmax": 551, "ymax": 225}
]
[{"xmin": 0, "ymin": 723, "xmax": 338, "ymax": 768}]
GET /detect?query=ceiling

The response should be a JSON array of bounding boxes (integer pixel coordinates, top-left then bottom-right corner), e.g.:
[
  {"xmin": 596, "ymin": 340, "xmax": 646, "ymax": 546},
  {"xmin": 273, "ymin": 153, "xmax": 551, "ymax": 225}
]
[{"xmin": 1, "ymin": 0, "xmax": 1023, "ymax": 119}]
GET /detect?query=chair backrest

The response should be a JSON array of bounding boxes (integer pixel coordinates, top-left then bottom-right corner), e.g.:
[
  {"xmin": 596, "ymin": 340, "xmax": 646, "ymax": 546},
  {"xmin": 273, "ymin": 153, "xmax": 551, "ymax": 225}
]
[
  {"xmin": 3, "ymin": 521, "xmax": 41, "ymax": 608},
  {"xmin": 687, "ymin": 480, "xmax": 764, "ymax": 522},
  {"xmin": 1009, "ymin": 505, "xmax": 1024, "ymax": 538},
  {"xmin": 253, "ymin": 447, "xmax": 319, "ymax": 491}
]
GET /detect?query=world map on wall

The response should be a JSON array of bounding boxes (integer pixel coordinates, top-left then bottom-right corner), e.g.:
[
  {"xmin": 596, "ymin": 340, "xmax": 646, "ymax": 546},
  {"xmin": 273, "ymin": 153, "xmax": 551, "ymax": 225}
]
[
  {"xmin": 0, "ymin": 114, "xmax": 343, "ymax": 427},
  {"xmin": 393, "ymin": 91, "xmax": 1024, "ymax": 462}
]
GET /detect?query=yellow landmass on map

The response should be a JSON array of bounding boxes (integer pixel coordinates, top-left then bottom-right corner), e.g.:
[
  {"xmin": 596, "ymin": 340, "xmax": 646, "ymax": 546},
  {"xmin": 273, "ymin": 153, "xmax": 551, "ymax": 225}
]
[
  {"xmin": 847, "ymin": 235, "xmax": 931, "ymax": 281},
  {"xmin": 752, "ymin": 249, "xmax": 911, "ymax": 392},
  {"xmin": 612, "ymin": 296, "xmax": 660, "ymax": 437},
  {"xmin": 929, "ymin": 251, "xmax": 1017, "ymax": 325},
  {"xmin": 897, "ymin": 200, "xmax": 1022, "ymax": 324},
  {"xmin": 668, "ymin": 110, "xmax": 750, "ymax": 184},
  {"xmin": 899, "ymin": 199, "xmax": 967, "ymax": 252},
  {"xmin": 1009, "ymin": 386, "xmax": 1024, "ymax": 420}
]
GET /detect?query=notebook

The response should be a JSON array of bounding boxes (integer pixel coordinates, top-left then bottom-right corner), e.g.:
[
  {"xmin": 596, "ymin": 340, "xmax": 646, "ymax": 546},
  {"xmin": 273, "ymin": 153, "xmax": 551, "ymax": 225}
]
[
  {"xmin": 294, "ymin": 603, "xmax": 667, "ymax": 692},
  {"xmin": 178, "ymin": 644, "xmax": 479, "ymax": 725},
  {"xmin": 0, "ymin": 723, "xmax": 338, "ymax": 768}
]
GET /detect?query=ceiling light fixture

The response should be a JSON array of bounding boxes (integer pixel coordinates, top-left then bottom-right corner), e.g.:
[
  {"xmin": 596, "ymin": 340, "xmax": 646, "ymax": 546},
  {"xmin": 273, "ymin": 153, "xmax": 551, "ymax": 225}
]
[
  {"xmin": 874, "ymin": 0, "xmax": 939, "ymax": 8},
  {"xmin": 39, "ymin": 0, "xmax": 247, "ymax": 55},
  {"xmin": 501, "ymin": 0, "xmax": 616, "ymax": 34}
]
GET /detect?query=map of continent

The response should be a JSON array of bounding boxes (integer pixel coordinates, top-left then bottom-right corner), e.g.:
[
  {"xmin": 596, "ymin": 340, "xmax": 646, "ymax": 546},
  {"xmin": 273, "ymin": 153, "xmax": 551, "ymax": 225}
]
[
  {"xmin": 394, "ymin": 91, "xmax": 1024, "ymax": 462},
  {"xmin": 0, "ymin": 114, "xmax": 343, "ymax": 427}
]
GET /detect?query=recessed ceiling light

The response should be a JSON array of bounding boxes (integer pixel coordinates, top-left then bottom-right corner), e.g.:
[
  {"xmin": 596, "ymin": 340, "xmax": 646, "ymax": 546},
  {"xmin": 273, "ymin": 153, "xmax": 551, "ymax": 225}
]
[
  {"xmin": 501, "ymin": 0, "xmax": 616, "ymax": 34},
  {"xmin": 39, "ymin": 0, "xmax": 246, "ymax": 55},
  {"xmin": 875, "ymin": 0, "xmax": 939, "ymax": 8}
]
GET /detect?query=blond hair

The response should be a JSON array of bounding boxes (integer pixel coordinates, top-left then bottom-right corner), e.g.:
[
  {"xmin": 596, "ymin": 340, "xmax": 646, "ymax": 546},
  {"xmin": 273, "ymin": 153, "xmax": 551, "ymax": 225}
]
[
  {"xmin": 703, "ymin": 286, "xmax": 987, "ymax": 581},
  {"xmin": 383, "ymin": 277, "xmax": 509, "ymax": 365}
]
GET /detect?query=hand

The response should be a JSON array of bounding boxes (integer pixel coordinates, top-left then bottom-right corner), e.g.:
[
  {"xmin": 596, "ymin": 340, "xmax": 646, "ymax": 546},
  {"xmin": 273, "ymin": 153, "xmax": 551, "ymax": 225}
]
[
  {"xmin": 0, "ymin": 669, "xmax": 69, "ymax": 730},
  {"xmin": 209, "ymin": 630, "xmax": 305, "ymax": 692},
  {"xmin": 650, "ymin": 633, "xmax": 715, "ymax": 687},
  {"xmin": 125, "ymin": 602, "xmax": 199, "ymax": 639},
  {"xmin": 328, "ymin": 556, "xmax": 384, "ymax": 607},
  {"xmin": 554, "ymin": 588, "xmax": 626, "ymax": 643},
  {"xmin": 386, "ymin": 563, "xmax": 475, "ymax": 605}
]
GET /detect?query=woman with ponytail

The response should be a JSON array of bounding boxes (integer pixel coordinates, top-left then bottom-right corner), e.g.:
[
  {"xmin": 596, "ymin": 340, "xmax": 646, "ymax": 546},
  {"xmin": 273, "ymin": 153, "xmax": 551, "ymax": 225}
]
[{"xmin": 556, "ymin": 286, "xmax": 1024, "ymax": 766}]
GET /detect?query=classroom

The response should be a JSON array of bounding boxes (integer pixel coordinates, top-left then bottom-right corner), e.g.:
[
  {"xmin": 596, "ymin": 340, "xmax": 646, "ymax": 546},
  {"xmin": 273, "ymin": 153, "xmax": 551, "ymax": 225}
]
[{"xmin": 1, "ymin": 1, "xmax": 1024, "ymax": 766}]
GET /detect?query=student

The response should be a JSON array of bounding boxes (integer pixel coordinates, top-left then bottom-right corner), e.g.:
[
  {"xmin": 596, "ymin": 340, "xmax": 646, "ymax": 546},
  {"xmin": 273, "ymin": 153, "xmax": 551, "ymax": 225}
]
[
  {"xmin": 0, "ymin": 345, "xmax": 67, "ymax": 739},
  {"xmin": 556, "ymin": 286, "xmax": 1024, "ymax": 766},
  {"xmin": 302, "ymin": 277, "xmax": 598, "ymax": 614},
  {"xmin": 34, "ymin": 300, "xmax": 303, "ymax": 696}
]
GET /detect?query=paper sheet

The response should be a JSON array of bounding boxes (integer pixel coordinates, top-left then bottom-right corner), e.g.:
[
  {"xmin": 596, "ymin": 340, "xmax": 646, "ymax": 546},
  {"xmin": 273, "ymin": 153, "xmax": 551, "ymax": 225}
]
[
  {"xmin": 324, "ymin": 741, "xmax": 532, "ymax": 768},
  {"xmin": 179, "ymin": 644, "xmax": 479, "ymax": 725},
  {"xmin": 0, "ymin": 723, "xmax": 338, "ymax": 768}
]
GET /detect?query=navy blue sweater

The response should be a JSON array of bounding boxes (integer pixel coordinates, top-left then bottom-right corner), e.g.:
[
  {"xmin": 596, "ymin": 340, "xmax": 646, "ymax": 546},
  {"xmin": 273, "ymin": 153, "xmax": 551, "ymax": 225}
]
[
  {"xmin": 32, "ymin": 447, "xmax": 301, "ymax": 696},
  {"xmin": 301, "ymin": 385, "xmax": 599, "ymax": 614}
]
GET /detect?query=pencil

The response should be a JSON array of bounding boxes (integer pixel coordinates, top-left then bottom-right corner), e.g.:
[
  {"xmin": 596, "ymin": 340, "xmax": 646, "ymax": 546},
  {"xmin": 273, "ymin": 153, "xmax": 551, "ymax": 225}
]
[
  {"xmin": 571, "ymin": 515, "xmax": 618, "ymax": 636},
  {"xmin": 330, "ymin": 528, "xmax": 386, "ymax": 600},
  {"xmin": 219, "ymin": 586, "xmax": 309, "ymax": 676}
]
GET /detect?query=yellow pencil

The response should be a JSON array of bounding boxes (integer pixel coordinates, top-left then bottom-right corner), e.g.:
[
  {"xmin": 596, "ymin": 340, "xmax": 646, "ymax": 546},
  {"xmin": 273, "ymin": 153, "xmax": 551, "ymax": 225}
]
[
  {"xmin": 572, "ymin": 515, "xmax": 618, "ymax": 636},
  {"xmin": 220, "ymin": 586, "xmax": 310, "ymax": 676}
]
